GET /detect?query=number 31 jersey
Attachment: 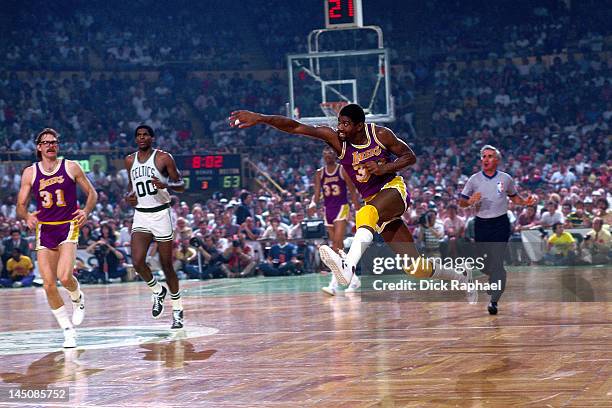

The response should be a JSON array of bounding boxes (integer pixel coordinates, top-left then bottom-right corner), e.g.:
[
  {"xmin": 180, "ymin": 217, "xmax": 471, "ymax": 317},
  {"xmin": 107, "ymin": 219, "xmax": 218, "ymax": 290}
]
[
  {"xmin": 32, "ymin": 158, "xmax": 78, "ymax": 222},
  {"xmin": 130, "ymin": 149, "xmax": 171, "ymax": 209}
]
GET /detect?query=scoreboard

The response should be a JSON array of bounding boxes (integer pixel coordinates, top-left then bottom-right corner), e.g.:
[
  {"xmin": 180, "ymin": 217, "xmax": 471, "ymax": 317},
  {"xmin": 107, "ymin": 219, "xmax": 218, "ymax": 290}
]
[{"xmin": 178, "ymin": 154, "xmax": 242, "ymax": 192}]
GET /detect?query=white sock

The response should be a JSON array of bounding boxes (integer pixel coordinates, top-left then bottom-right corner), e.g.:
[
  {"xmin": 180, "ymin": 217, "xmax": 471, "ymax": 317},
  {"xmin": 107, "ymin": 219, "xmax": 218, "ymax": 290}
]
[
  {"xmin": 432, "ymin": 265, "xmax": 467, "ymax": 282},
  {"xmin": 51, "ymin": 305, "xmax": 73, "ymax": 330},
  {"xmin": 170, "ymin": 291, "xmax": 183, "ymax": 311},
  {"xmin": 67, "ymin": 281, "xmax": 81, "ymax": 302},
  {"xmin": 346, "ymin": 227, "xmax": 374, "ymax": 270},
  {"xmin": 146, "ymin": 278, "xmax": 163, "ymax": 294}
]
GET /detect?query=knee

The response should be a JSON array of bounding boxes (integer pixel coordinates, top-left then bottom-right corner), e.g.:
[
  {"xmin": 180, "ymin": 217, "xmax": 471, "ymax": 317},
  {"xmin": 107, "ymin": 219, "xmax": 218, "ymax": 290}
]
[
  {"xmin": 132, "ymin": 256, "xmax": 147, "ymax": 271},
  {"xmin": 59, "ymin": 276, "xmax": 73, "ymax": 287},
  {"xmin": 43, "ymin": 280, "xmax": 57, "ymax": 293}
]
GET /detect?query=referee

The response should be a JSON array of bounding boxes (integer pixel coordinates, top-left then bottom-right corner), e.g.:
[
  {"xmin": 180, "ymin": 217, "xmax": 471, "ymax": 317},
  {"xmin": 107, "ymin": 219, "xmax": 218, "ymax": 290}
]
[{"xmin": 459, "ymin": 145, "xmax": 536, "ymax": 315}]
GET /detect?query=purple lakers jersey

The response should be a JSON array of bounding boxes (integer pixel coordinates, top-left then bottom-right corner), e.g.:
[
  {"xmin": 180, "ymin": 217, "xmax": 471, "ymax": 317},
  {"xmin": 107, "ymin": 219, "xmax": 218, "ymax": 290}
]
[
  {"xmin": 338, "ymin": 123, "xmax": 394, "ymax": 199},
  {"xmin": 32, "ymin": 159, "xmax": 78, "ymax": 222},
  {"xmin": 321, "ymin": 164, "xmax": 348, "ymax": 208}
]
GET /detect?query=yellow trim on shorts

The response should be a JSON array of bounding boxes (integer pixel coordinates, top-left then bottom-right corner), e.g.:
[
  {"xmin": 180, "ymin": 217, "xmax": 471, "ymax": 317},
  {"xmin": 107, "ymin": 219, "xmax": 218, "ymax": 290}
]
[
  {"xmin": 38, "ymin": 220, "xmax": 76, "ymax": 225},
  {"xmin": 363, "ymin": 175, "xmax": 408, "ymax": 233},
  {"xmin": 336, "ymin": 203, "xmax": 350, "ymax": 222},
  {"xmin": 325, "ymin": 203, "xmax": 350, "ymax": 227},
  {"xmin": 68, "ymin": 220, "xmax": 80, "ymax": 241}
]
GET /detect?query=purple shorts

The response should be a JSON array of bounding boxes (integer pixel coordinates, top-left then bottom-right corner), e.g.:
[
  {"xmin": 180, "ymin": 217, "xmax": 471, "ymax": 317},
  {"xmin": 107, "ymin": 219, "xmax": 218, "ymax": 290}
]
[
  {"xmin": 36, "ymin": 221, "xmax": 79, "ymax": 250},
  {"xmin": 324, "ymin": 204, "xmax": 349, "ymax": 227}
]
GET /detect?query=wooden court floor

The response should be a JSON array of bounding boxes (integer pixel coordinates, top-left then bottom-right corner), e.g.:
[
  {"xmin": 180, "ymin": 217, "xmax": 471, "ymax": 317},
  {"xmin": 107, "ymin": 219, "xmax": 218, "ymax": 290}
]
[{"xmin": 0, "ymin": 269, "xmax": 610, "ymax": 407}]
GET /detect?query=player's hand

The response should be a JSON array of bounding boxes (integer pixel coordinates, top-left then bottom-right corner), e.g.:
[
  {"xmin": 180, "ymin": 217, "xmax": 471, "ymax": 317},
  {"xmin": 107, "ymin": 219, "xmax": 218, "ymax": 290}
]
[
  {"xmin": 229, "ymin": 110, "xmax": 260, "ymax": 129},
  {"xmin": 72, "ymin": 209, "xmax": 89, "ymax": 227},
  {"xmin": 468, "ymin": 192, "xmax": 482, "ymax": 205},
  {"xmin": 525, "ymin": 194, "xmax": 537, "ymax": 206},
  {"xmin": 125, "ymin": 191, "xmax": 138, "ymax": 207},
  {"xmin": 364, "ymin": 160, "xmax": 387, "ymax": 176},
  {"xmin": 151, "ymin": 176, "xmax": 166, "ymax": 190},
  {"xmin": 26, "ymin": 211, "xmax": 39, "ymax": 230}
]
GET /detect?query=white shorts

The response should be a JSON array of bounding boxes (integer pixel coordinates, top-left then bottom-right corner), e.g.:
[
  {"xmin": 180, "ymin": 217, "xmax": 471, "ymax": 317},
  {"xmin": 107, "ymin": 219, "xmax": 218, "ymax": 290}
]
[{"xmin": 132, "ymin": 207, "xmax": 174, "ymax": 242}]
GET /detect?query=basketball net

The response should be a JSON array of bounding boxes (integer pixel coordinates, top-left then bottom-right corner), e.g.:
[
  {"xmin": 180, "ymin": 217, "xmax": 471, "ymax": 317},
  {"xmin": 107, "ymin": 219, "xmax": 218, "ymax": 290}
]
[{"xmin": 320, "ymin": 101, "xmax": 348, "ymax": 127}]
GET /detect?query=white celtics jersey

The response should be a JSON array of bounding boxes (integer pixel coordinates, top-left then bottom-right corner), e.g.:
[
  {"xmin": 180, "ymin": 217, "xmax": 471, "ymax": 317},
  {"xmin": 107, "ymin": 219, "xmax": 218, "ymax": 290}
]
[{"xmin": 130, "ymin": 149, "xmax": 171, "ymax": 208}]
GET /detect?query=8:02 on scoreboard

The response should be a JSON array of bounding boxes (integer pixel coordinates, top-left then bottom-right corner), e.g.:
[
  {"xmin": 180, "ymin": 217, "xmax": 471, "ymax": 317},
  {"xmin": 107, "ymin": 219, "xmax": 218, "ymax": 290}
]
[{"xmin": 177, "ymin": 154, "xmax": 242, "ymax": 191}]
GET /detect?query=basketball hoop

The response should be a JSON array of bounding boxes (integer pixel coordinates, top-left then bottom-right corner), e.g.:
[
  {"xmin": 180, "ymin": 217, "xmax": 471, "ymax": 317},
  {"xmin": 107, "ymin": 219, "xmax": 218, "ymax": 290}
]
[{"xmin": 320, "ymin": 101, "xmax": 348, "ymax": 125}]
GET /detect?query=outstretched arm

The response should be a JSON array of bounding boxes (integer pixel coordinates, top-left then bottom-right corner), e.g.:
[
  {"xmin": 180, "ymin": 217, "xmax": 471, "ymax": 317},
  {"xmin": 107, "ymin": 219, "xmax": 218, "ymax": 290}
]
[
  {"xmin": 229, "ymin": 110, "xmax": 342, "ymax": 153},
  {"xmin": 363, "ymin": 126, "xmax": 416, "ymax": 176}
]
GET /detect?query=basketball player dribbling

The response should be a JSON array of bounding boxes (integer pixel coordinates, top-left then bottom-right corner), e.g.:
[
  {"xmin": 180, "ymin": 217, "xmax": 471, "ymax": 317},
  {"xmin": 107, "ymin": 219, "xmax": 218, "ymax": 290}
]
[
  {"xmin": 310, "ymin": 146, "xmax": 361, "ymax": 296},
  {"xmin": 230, "ymin": 104, "xmax": 476, "ymax": 302},
  {"xmin": 16, "ymin": 128, "xmax": 98, "ymax": 348},
  {"xmin": 124, "ymin": 125, "xmax": 186, "ymax": 329}
]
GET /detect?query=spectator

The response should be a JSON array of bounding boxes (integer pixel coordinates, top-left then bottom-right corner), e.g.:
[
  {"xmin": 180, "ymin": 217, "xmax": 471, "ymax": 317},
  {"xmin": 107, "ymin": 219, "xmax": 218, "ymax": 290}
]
[
  {"xmin": 442, "ymin": 204, "xmax": 464, "ymax": 257},
  {"xmin": 418, "ymin": 209, "xmax": 445, "ymax": 256},
  {"xmin": 287, "ymin": 212, "xmax": 304, "ymax": 240},
  {"xmin": 261, "ymin": 217, "xmax": 289, "ymax": 240},
  {"xmin": 583, "ymin": 217, "xmax": 611, "ymax": 264},
  {"xmin": 173, "ymin": 238, "xmax": 199, "ymax": 279},
  {"xmin": 86, "ymin": 223, "xmax": 127, "ymax": 283},
  {"xmin": 1, "ymin": 228, "xmax": 30, "ymax": 276},
  {"xmin": 223, "ymin": 233, "xmax": 256, "ymax": 278},
  {"xmin": 175, "ymin": 217, "xmax": 193, "ymax": 241},
  {"xmin": 234, "ymin": 192, "xmax": 253, "ymax": 225},
  {"xmin": 540, "ymin": 201, "xmax": 564, "ymax": 228},
  {"xmin": 193, "ymin": 234, "xmax": 231, "ymax": 279},
  {"xmin": 78, "ymin": 223, "xmax": 96, "ymax": 248},
  {"xmin": 515, "ymin": 205, "xmax": 540, "ymax": 230},
  {"xmin": 258, "ymin": 229, "xmax": 301, "ymax": 276},
  {"xmin": 0, "ymin": 248, "xmax": 34, "ymax": 288},
  {"xmin": 545, "ymin": 222, "xmax": 576, "ymax": 265}
]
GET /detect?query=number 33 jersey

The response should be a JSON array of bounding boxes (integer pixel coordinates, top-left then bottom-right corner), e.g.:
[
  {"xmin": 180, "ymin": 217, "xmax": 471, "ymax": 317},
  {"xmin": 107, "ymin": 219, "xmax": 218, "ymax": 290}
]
[
  {"xmin": 32, "ymin": 158, "xmax": 78, "ymax": 222},
  {"xmin": 130, "ymin": 149, "xmax": 171, "ymax": 209},
  {"xmin": 338, "ymin": 123, "xmax": 394, "ymax": 200}
]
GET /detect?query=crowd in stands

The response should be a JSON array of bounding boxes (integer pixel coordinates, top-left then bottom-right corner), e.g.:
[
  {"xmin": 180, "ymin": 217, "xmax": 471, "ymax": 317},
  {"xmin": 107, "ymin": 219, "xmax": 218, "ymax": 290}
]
[{"xmin": 1, "ymin": 1, "xmax": 611, "ymax": 287}]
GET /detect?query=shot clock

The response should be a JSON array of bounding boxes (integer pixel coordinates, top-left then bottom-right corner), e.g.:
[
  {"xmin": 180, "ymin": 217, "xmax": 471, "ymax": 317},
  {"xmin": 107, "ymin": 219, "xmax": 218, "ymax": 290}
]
[{"xmin": 324, "ymin": 0, "xmax": 363, "ymax": 29}]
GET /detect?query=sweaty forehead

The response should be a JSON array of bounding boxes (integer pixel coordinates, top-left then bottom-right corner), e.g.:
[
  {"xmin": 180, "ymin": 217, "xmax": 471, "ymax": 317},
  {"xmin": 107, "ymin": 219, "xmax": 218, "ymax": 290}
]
[{"xmin": 136, "ymin": 129, "xmax": 151, "ymax": 136}]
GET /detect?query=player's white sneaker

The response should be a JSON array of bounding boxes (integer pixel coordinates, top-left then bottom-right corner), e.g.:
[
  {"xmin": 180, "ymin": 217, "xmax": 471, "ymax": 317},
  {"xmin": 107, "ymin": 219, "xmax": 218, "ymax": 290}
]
[
  {"xmin": 319, "ymin": 245, "xmax": 354, "ymax": 286},
  {"xmin": 63, "ymin": 328, "xmax": 77, "ymax": 348},
  {"xmin": 344, "ymin": 277, "xmax": 361, "ymax": 293},
  {"xmin": 466, "ymin": 268, "xmax": 478, "ymax": 304},
  {"xmin": 71, "ymin": 291, "xmax": 85, "ymax": 326},
  {"xmin": 321, "ymin": 286, "xmax": 337, "ymax": 296}
]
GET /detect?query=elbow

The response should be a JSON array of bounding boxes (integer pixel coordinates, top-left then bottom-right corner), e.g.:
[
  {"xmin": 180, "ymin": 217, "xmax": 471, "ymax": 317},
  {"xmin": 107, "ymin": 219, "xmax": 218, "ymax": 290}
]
[{"xmin": 406, "ymin": 155, "xmax": 417, "ymax": 166}]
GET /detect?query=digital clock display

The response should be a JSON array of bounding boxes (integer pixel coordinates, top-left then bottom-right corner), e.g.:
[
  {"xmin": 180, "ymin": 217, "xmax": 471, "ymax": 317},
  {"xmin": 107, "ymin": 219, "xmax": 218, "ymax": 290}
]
[
  {"xmin": 325, "ymin": 0, "xmax": 363, "ymax": 28},
  {"xmin": 178, "ymin": 154, "xmax": 242, "ymax": 192}
]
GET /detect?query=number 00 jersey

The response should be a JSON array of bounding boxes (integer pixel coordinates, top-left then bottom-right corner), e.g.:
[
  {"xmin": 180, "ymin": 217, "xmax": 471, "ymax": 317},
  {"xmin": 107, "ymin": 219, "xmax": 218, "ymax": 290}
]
[{"xmin": 129, "ymin": 149, "xmax": 171, "ymax": 209}]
